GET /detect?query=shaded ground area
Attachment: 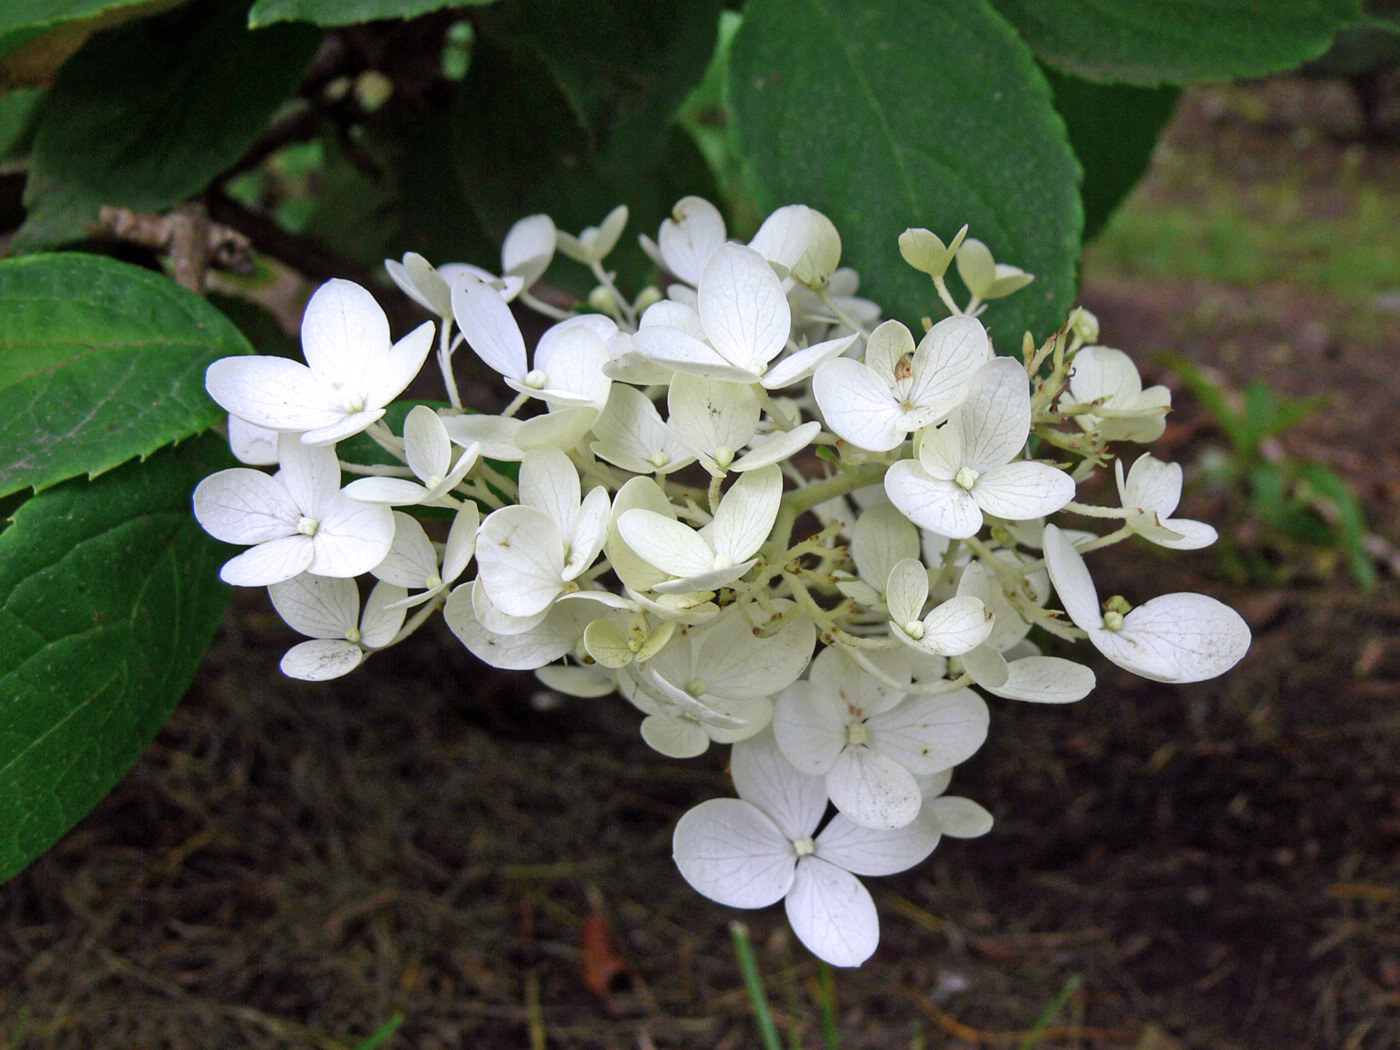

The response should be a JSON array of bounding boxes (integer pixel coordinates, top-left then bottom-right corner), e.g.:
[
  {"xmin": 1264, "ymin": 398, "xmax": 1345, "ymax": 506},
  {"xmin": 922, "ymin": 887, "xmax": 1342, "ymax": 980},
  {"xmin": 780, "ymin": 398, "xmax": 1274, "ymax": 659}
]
[{"xmin": 3, "ymin": 80, "xmax": 1400, "ymax": 1049}]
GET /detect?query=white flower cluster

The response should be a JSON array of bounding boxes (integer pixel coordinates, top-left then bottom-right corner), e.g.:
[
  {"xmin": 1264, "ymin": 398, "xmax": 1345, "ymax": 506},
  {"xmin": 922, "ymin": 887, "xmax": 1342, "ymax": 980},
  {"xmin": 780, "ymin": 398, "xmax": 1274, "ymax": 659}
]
[{"xmin": 193, "ymin": 197, "xmax": 1250, "ymax": 966}]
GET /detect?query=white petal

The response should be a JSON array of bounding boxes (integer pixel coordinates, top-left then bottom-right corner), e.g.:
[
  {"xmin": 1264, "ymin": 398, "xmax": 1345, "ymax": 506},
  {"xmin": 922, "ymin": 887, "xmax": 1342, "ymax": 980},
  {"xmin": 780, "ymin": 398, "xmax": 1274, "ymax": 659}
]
[
  {"xmin": 193, "ymin": 469, "xmax": 298, "ymax": 544},
  {"xmin": 606, "ymin": 477, "xmax": 677, "ymax": 592},
  {"xmin": 1118, "ymin": 454, "xmax": 1182, "ymax": 516},
  {"xmin": 748, "ymin": 204, "xmax": 815, "ymax": 272},
  {"xmin": 359, "ymin": 579, "xmax": 408, "ymax": 647},
  {"xmin": 959, "ymin": 358, "xmax": 1031, "ymax": 470},
  {"xmin": 374, "ymin": 321, "xmax": 435, "ymax": 411},
  {"xmin": 983, "ymin": 656, "xmax": 1095, "ymax": 703},
  {"xmin": 904, "ymin": 315, "xmax": 992, "ymax": 425},
  {"xmin": 863, "ymin": 319, "xmax": 915, "ymax": 381},
  {"xmin": 342, "ymin": 476, "xmax": 429, "ymax": 505},
  {"xmin": 698, "ymin": 610, "xmax": 816, "ymax": 702},
  {"xmin": 475, "ymin": 505, "xmax": 566, "ymax": 617},
  {"xmin": 534, "ymin": 663, "xmax": 615, "ymax": 698},
  {"xmin": 885, "ymin": 461, "xmax": 983, "ymax": 539},
  {"xmin": 641, "ymin": 712, "xmax": 714, "ymax": 758},
  {"xmin": 672, "ymin": 798, "xmax": 795, "ymax": 907},
  {"xmin": 531, "ymin": 320, "xmax": 611, "ymax": 405},
  {"xmin": 501, "ymin": 213, "xmax": 556, "ymax": 287},
  {"xmin": 868, "ymin": 689, "xmax": 990, "ymax": 774},
  {"xmin": 710, "ymin": 465, "xmax": 782, "ymax": 562},
  {"xmin": 917, "ymin": 595, "xmax": 994, "ymax": 656},
  {"xmin": 403, "ymin": 405, "xmax": 451, "ymax": 482},
  {"xmin": 631, "ymin": 326, "xmax": 756, "ymax": 382},
  {"xmin": 268, "ymin": 572, "xmax": 358, "ymax": 639},
  {"xmin": 761, "ymin": 333, "xmax": 858, "ymax": 390},
  {"xmin": 205, "ymin": 356, "xmax": 344, "ymax": 435},
  {"xmin": 852, "ymin": 503, "xmax": 920, "ymax": 596},
  {"xmin": 299, "ymin": 279, "xmax": 392, "ymax": 393},
  {"xmin": 280, "ymin": 639, "xmax": 364, "ymax": 681},
  {"xmin": 1041, "ymin": 524, "xmax": 1103, "ymax": 631},
  {"xmin": 219, "ymin": 535, "xmax": 314, "ymax": 586},
  {"xmin": 926, "ymin": 796, "xmax": 994, "ymax": 838},
  {"xmin": 773, "ymin": 681, "xmax": 848, "ymax": 775},
  {"xmin": 785, "ymin": 858, "xmax": 879, "ymax": 967},
  {"xmin": 667, "ymin": 373, "xmax": 761, "ymax": 460},
  {"xmin": 731, "ymin": 422, "xmax": 822, "ymax": 473},
  {"xmin": 826, "ymin": 747, "xmax": 923, "ymax": 830},
  {"xmin": 1111, "ymin": 593, "xmax": 1251, "ymax": 683},
  {"xmin": 883, "ymin": 557, "xmax": 929, "ymax": 627},
  {"xmin": 617, "ymin": 510, "xmax": 716, "ymax": 579},
  {"xmin": 812, "ymin": 359, "xmax": 903, "ymax": 452},
  {"xmin": 515, "ymin": 405, "xmax": 598, "ymax": 454},
  {"xmin": 1069, "ymin": 344, "xmax": 1143, "ymax": 401},
  {"xmin": 961, "ymin": 643, "xmax": 1009, "ymax": 688},
  {"xmin": 371, "ymin": 511, "xmax": 438, "ymax": 588},
  {"xmin": 276, "ymin": 434, "xmax": 340, "ymax": 516},
  {"xmin": 650, "ymin": 561, "xmax": 757, "ymax": 594},
  {"xmin": 443, "ymin": 584, "xmax": 581, "ymax": 669},
  {"xmin": 563, "ymin": 485, "xmax": 611, "ymax": 580},
  {"xmin": 698, "ymin": 243, "xmax": 790, "ymax": 369},
  {"xmin": 518, "ymin": 448, "xmax": 581, "ymax": 532},
  {"xmin": 730, "ymin": 729, "xmax": 828, "ymax": 841},
  {"xmin": 451, "ymin": 274, "xmax": 527, "ymax": 380},
  {"xmin": 442, "ymin": 502, "xmax": 480, "ymax": 583},
  {"xmin": 308, "ymin": 492, "xmax": 396, "ymax": 577},
  {"xmin": 815, "ymin": 812, "xmax": 940, "ymax": 877},
  {"xmin": 973, "ymin": 461, "xmax": 1075, "ymax": 521},
  {"xmin": 439, "ymin": 413, "xmax": 525, "ymax": 461},
  {"xmin": 658, "ymin": 196, "xmax": 726, "ymax": 285},
  {"xmin": 227, "ymin": 415, "xmax": 279, "ymax": 465},
  {"xmin": 1154, "ymin": 517, "xmax": 1219, "ymax": 550}
]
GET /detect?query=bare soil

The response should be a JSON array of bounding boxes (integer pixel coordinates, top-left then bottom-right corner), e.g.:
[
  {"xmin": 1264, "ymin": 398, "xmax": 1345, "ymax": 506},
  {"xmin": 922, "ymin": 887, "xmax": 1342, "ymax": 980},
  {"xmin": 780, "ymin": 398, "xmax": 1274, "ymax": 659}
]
[{"xmin": 3, "ymin": 80, "xmax": 1399, "ymax": 1050}]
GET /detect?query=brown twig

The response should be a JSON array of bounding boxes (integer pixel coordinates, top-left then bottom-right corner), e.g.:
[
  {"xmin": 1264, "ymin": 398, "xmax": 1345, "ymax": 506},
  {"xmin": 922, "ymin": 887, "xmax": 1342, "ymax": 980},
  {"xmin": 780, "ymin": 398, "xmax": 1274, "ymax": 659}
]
[{"xmin": 97, "ymin": 203, "xmax": 252, "ymax": 293}]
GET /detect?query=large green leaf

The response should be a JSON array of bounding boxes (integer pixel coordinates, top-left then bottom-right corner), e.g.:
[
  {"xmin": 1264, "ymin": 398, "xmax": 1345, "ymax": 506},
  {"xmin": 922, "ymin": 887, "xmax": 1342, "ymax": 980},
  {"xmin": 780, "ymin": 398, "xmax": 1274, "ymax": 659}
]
[
  {"xmin": 1044, "ymin": 69, "xmax": 1179, "ymax": 243},
  {"xmin": 728, "ymin": 0, "xmax": 1082, "ymax": 348},
  {"xmin": 989, "ymin": 0, "xmax": 1361, "ymax": 85},
  {"xmin": 248, "ymin": 0, "xmax": 494, "ymax": 28},
  {"xmin": 453, "ymin": 39, "xmax": 720, "ymax": 292},
  {"xmin": 0, "ymin": 253, "xmax": 252, "ymax": 498},
  {"xmin": 14, "ymin": 2, "xmax": 321, "ymax": 250},
  {"xmin": 0, "ymin": 0, "xmax": 156, "ymax": 36},
  {"xmin": 481, "ymin": 0, "xmax": 721, "ymax": 173},
  {"xmin": 0, "ymin": 434, "xmax": 233, "ymax": 884}
]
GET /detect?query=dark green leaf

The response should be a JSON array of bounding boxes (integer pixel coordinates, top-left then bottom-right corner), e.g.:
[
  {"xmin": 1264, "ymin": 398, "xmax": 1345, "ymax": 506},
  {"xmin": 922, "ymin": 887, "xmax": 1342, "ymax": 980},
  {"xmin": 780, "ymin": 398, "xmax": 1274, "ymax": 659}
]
[
  {"xmin": 988, "ymin": 0, "xmax": 1361, "ymax": 85},
  {"xmin": 1292, "ymin": 460, "xmax": 1375, "ymax": 588},
  {"xmin": 0, "ymin": 0, "xmax": 159, "ymax": 37},
  {"xmin": 0, "ymin": 434, "xmax": 234, "ymax": 883},
  {"xmin": 0, "ymin": 88, "xmax": 42, "ymax": 159},
  {"xmin": 481, "ymin": 0, "xmax": 720, "ymax": 173},
  {"xmin": 453, "ymin": 39, "xmax": 719, "ymax": 292},
  {"xmin": 248, "ymin": 0, "xmax": 494, "ymax": 28},
  {"xmin": 1044, "ymin": 69, "xmax": 1179, "ymax": 242},
  {"xmin": 14, "ymin": 2, "xmax": 321, "ymax": 251},
  {"xmin": 729, "ymin": 0, "xmax": 1082, "ymax": 347},
  {"xmin": 0, "ymin": 253, "xmax": 251, "ymax": 498}
]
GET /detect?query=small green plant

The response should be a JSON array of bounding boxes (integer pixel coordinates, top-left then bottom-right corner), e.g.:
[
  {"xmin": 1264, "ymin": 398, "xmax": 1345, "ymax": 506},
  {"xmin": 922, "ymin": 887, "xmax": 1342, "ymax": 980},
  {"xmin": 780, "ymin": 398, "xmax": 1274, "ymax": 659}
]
[{"xmin": 1167, "ymin": 355, "xmax": 1375, "ymax": 587}]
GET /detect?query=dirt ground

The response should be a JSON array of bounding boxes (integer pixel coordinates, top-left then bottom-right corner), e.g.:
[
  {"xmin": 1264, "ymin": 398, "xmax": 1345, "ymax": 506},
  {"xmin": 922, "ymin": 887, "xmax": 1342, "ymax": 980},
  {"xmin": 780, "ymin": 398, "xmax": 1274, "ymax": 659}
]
[{"xmin": 3, "ymin": 80, "xmax": 1399, "ymax": 1050}]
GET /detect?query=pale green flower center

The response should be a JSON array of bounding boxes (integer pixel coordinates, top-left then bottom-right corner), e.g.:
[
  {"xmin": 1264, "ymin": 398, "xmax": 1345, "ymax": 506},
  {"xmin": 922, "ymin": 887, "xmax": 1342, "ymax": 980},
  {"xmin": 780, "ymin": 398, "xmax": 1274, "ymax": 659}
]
[
  {"xmin": 524, "ymin": 369, "xmax": 548, "ymax": 389},
  {"xmin": 297, "ymin": 516, "xmax": 319, "ymax": 537},
  {"xmin": 713, "ymin": 445, "xmax": 735, "ymax": 469},
  {"xmin": 345, "ymin": 626, "xmax": 362, "ymax": 644},
  {"xmin": 903, "ymin": 620, "xmax": 925, "ymax": 640},
  {"xmin": 954, "ymin": 466, "xmax": 980, "ymax": 490},
  {"xmin": 792, "ymin": 836, "xmax": 816, "ymax": 858},
  {"xmin": 685, "ymin": 677, "xmax": 707, "ymax": 697},
  {"xmin": 713, "ymin": 554, "xmax": 734, "ymax": 571},
  {"xmin": 845, "ymin": 721, "xmax": 869, "ymax": 746},
  {"xmin": 650, "ymin": 450, "xmax": 671, "ymax": 469}
]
